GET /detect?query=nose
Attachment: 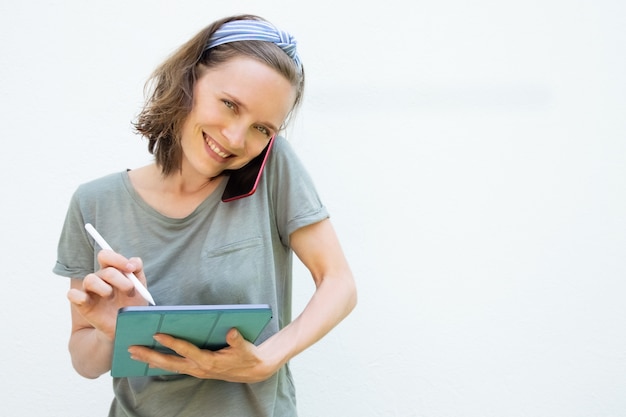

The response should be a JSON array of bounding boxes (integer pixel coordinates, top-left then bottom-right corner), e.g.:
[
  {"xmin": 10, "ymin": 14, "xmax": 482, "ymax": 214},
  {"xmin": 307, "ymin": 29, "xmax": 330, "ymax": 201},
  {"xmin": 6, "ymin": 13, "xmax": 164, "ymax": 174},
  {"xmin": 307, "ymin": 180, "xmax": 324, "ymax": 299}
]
[{"xmin": 222, "ymin": 122, "xmax": 247, "ymax": 151}]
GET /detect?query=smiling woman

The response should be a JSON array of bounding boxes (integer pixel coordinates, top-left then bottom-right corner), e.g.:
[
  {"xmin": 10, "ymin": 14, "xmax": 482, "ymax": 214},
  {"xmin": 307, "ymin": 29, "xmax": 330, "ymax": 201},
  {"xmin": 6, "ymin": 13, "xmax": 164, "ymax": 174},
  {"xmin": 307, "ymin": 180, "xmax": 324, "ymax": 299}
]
[
  {"xmin": 134, "ymin": 16, "xmax": 305, "ymax": 178},
  {"xmin": 179, "ymin": 57, "xmax": 296, "ymax": 180},
  {"xmin": 52, "ymin": 13, "xmax": 356, "ymax": 417}
]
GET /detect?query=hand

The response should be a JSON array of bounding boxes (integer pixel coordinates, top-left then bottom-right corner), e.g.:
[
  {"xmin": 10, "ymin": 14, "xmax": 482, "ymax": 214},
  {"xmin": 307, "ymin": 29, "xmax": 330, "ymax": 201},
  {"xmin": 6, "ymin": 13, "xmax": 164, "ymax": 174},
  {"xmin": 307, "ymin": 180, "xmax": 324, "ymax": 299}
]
[
  {"xmin": 67, "ymin": 249, "xmax": 149, "ymax": 341},
  {"xmin": 128, "ymin": 328, "xmax": 275, "ymax": 383}
]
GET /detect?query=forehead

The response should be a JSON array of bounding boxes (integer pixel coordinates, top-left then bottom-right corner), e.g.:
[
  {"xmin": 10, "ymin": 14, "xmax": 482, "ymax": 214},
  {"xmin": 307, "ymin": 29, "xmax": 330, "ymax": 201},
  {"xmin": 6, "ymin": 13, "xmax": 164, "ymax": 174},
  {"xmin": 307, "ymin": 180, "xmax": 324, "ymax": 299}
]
[{"xmin": 194, "ymin": 57, "xmax": 297, "ymax": 116}]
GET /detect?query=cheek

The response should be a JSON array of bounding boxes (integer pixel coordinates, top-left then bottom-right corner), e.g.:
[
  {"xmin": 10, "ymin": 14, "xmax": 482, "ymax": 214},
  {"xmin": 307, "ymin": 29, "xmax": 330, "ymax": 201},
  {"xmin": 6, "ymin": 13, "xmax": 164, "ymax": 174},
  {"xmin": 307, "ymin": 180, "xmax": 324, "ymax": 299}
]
[
  {"xmin": 245, "ymin": 137, "xmax": 271, "ymax": 161},
  {"xmin": 178, "ymin": 122, "xmax": 198, "ymax": 149}
]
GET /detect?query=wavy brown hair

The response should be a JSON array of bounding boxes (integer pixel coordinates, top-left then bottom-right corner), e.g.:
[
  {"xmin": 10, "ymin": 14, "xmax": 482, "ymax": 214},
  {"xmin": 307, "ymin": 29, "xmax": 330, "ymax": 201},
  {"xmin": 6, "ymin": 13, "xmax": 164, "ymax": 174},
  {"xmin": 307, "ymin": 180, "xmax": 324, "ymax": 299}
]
[{"xmin": 133, "ymin": 14, "xmax": 305, "ymax": 175}]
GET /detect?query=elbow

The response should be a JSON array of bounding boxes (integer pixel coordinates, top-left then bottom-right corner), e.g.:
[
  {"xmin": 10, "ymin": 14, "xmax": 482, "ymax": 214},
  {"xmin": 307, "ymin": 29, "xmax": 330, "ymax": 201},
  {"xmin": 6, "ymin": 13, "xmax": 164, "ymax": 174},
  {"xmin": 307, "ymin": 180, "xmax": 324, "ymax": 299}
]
[
  {"xmin": 70, "ymin": 355, "xmax": 107, "ymax": 380},
  {"xmin": 68, "ymin": 341, "xmax": 108, "ymax": 380},
  {"xmin": 75, "ymin": 368, "xmax": 102, "ymax": 380},
  {"xmin": 344, "ymin": 274, "xmax": 358, "ymax": 314},
  {"xmin": 350, "ymin": 281, "xmax": 358, "ymax": 312}
]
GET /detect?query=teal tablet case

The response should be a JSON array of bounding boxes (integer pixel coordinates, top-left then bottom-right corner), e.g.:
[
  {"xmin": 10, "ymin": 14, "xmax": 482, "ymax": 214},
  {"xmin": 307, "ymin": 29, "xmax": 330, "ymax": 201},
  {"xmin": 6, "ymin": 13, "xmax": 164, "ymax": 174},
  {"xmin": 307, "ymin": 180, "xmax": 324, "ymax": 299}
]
[{"xmin": 111, "ymin": 304, "xmax": 273, "ymax": 377}]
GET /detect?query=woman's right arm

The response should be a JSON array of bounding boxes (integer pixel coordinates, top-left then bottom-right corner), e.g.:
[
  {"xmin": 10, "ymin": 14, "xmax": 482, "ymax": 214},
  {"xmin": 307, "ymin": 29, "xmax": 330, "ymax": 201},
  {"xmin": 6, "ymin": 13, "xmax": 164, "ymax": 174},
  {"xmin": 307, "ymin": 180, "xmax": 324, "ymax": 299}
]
[
  {"xmin": 67, "ymin": 251, "xmax": 148, "ymax": 378},
  {"xmin": 68, "ymin": 278, "xmax": 116, "ymax": 379}
]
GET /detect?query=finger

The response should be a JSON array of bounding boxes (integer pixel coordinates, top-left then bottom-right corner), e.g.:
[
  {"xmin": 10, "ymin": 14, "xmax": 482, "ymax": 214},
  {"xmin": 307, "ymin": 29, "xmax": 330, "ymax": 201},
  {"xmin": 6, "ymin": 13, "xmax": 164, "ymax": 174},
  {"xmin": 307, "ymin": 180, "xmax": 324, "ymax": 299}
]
[
  {"xmin": 97, "ymin": 251, "xmax": 147, "ymax": 292},
  {"xmin": 127, "ymin": 256, "xmax": 147, "ymax": 286},
  {"xmin": 67, "ymin": 287, "xmax": 89, "ymax": 306},
  {"xmin": 97, "ymin": 249, "xmax": 137, "ymax": 275},
  {"xmin": 153, "ymin": 334, "xmax": 202, "ymax": 360},
  {"xmin": 81, "ymin": 273, "xmax": 116, "ymax": 298},
  {"xmin": 128, "ymin": 344, "xmax": 190, "ymax": 374},
  {"xmin": 101, "ymin": 266, "xmax": 138, "ymax": 293}
]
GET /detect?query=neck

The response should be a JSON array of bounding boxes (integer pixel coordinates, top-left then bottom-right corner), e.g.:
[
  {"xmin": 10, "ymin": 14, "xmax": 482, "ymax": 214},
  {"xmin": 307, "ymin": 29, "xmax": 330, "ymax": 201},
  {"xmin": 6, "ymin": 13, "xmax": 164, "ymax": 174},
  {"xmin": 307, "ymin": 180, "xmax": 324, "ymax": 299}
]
[{"xmin": 128, "ymin": 164, "xmax": 224, "ymax": 219}]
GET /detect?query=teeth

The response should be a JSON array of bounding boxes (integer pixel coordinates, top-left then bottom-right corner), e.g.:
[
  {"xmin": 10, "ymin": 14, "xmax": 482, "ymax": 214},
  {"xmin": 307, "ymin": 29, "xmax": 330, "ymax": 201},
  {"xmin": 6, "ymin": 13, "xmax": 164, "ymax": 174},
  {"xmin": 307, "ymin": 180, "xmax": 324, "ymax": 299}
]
[{"xmin": 206, "ymin": 138, "xmax": 232, "ymax": 158}]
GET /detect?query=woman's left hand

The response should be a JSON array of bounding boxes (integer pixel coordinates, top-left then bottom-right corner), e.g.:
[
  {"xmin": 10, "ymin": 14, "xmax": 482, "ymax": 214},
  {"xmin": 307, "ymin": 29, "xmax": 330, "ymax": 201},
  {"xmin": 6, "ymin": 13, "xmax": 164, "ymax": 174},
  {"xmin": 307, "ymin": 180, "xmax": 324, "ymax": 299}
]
[{"xmin": 127, "ymin": 328, "xmax": 273, "ymax": 383}]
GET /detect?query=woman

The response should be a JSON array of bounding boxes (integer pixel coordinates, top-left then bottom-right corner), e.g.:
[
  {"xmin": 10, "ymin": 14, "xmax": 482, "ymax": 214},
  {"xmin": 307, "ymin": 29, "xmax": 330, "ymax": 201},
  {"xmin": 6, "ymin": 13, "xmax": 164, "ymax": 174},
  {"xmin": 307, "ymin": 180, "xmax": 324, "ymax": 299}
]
[{"xmin": 53, "ymin": 14, "xmax": 357, "ymax": 417}]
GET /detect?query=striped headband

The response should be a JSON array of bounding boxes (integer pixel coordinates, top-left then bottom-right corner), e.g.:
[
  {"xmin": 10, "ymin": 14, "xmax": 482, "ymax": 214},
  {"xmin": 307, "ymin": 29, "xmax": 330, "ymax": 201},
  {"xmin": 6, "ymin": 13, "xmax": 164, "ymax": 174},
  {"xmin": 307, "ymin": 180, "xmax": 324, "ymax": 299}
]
[{"xmin": 205, "ymin": 20, "xmax": 302, "ymax": 73}]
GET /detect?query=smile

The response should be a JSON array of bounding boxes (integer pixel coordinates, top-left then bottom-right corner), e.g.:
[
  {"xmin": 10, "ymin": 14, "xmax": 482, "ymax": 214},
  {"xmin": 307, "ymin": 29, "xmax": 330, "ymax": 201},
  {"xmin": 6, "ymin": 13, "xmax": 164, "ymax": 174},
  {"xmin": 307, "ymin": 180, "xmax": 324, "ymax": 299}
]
[{"xmin": 203, "ymin": 133, "xmax": 233, "ymax": 159}]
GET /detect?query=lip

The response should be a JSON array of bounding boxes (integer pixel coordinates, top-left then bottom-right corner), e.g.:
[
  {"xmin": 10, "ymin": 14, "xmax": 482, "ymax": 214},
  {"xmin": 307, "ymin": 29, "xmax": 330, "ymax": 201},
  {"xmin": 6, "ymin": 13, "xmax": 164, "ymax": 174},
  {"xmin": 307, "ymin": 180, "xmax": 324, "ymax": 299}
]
[{"xmin": 203, "ymin": 132, "xmax": 233, "ymax": 161}]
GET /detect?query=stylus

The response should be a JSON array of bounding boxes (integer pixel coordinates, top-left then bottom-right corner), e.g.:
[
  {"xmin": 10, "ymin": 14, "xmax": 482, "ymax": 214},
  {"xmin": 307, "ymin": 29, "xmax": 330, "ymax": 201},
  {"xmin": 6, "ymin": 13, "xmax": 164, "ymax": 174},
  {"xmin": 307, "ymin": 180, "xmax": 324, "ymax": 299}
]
[{"xmin": 84, "ymin": 223, "xmax": 157, "ymax": 306}]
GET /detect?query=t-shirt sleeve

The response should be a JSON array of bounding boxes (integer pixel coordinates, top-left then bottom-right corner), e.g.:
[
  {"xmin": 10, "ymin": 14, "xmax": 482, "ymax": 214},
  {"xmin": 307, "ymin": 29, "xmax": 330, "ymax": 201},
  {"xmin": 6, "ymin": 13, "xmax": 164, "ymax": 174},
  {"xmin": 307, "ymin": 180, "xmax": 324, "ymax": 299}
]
[
  {"xmin": 266, "ymin": 137, "xmax": 330, "ymax": 247},
  {"xmin": 52, "ymin": 185, "xmax": 97, "ymax": 279}
]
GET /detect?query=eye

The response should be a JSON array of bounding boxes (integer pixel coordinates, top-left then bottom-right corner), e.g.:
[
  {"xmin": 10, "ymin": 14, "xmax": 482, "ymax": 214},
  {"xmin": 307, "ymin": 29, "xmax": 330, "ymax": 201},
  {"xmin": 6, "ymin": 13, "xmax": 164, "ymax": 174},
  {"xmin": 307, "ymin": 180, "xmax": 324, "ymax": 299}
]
[
  {"xmin": 222, "ymin": 99, "xmax": 236, "ymax": 110},
  {"xmin": 255, "ymin": 125, "xmax": 271, "ymax": 137}
]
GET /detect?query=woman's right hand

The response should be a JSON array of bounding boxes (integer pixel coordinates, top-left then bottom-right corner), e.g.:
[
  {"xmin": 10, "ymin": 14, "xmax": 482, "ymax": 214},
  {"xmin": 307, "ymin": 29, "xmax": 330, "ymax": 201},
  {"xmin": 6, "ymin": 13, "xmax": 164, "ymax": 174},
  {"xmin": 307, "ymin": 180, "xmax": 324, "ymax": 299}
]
[{"xmin": 67, "ymin": 249, "xmax": 149, "ymax": 342}]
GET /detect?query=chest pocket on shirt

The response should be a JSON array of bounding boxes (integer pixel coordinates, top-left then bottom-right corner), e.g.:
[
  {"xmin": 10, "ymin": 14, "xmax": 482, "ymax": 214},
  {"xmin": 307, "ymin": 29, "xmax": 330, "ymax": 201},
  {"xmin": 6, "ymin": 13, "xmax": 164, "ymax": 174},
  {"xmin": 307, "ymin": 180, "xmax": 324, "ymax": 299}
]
[{"xmin": 200, "ymin": 236, "xmax": 265, "ymax": 304}]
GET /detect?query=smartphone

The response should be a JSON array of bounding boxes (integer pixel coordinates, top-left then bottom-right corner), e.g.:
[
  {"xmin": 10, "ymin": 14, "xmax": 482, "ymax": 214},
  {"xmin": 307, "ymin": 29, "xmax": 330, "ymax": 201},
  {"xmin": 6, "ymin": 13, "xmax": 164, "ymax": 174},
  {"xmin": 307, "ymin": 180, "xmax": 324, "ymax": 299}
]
[{"xmin": 221, "ymin": 135, "xmax": 275, "ymax": 202}]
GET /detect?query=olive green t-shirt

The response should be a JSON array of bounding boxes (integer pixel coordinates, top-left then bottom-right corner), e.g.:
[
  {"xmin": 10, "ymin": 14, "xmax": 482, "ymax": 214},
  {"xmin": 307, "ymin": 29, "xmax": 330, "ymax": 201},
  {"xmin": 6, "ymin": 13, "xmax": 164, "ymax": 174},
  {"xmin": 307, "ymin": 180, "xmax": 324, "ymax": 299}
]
[{"xmin": 53, "ymin": 136, "xmax": 329, "ymax": 417}]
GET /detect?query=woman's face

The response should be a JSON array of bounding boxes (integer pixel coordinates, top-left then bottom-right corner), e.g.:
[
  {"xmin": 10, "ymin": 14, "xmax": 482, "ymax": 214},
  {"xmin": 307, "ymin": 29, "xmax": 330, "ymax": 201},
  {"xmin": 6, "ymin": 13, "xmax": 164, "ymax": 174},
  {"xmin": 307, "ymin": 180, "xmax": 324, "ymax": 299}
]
[{"xmin": 179, "ymin": 56, "xmax": 296, "ymax": 180}]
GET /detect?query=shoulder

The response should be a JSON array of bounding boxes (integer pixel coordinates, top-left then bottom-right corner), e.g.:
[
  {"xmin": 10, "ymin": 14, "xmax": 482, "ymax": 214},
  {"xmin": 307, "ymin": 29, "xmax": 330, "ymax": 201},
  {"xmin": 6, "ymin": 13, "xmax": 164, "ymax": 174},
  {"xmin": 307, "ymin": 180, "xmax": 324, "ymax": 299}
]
[
  {"xmin": 269, "ymin": 135, "xmax": 296, "ymax": 159},
  {"xmin": 72, "ymin": 171, "xmax": 127, "ymax": 202},
  {"xmin": 264, "ymin": 135, "xmax": 320, "ymax": 189},
  {"xmin": 266, "ymin": 136, "xmax": 307, "ymax": 175},
  {"xmin": 76, "ymin": 171, "xmax": 125, "ymax": 191}
]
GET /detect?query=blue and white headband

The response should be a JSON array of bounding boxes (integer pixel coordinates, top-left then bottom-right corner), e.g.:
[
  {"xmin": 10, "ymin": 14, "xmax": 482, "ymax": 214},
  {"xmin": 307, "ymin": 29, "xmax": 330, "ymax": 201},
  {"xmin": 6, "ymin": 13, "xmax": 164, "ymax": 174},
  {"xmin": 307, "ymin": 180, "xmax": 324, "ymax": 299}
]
[{"xmin": 205, "ymin": 20, "xmax": 302, "ymax": 73}]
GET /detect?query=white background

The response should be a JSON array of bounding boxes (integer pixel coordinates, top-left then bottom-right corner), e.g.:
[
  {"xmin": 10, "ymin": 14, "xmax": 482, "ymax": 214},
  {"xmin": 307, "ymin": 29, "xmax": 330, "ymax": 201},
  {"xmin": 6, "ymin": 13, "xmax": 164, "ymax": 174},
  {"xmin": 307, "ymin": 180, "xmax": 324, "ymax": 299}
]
[{"xmin": 1, "ymin": 0, "xmax": 625, "ymax": 416}]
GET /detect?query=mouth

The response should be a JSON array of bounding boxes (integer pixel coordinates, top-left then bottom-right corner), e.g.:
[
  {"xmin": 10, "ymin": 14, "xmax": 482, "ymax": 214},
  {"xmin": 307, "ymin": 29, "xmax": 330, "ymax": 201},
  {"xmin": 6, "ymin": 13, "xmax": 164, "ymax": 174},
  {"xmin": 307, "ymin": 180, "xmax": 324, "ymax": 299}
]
[{"xmin": 203, "ymin": 132, "xmax": 233, "ymax": 159}]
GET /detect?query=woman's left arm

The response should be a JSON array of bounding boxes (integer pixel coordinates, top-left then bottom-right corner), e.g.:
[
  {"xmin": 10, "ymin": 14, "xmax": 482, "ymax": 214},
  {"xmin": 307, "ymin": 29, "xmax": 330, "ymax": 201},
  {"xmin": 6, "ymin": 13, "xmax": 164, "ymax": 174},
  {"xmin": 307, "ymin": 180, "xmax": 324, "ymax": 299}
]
[
  {"xmin": 128, "ymin": 218, "xmax": 357, "ymax": 381},
  {"xmin": 257, "ymin": 218, "xmax": 358, "ymax": 370}
]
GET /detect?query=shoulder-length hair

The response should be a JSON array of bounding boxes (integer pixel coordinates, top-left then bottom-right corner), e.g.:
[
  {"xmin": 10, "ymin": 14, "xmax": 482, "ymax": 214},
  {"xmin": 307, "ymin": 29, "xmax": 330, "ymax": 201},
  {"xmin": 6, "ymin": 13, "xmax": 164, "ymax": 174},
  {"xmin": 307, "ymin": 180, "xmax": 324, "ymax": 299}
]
[{"xmin": 132, "ymin": 14, "xmax": 305, "ymax": 176}]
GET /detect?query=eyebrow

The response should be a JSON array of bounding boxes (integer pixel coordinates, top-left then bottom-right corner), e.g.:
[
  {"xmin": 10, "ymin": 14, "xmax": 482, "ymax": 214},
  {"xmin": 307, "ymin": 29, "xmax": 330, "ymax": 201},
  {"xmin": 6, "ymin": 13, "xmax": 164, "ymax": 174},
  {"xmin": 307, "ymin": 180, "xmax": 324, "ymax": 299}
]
[{"xmin": 223, "ymin": 92, "xmax": 280, "ymax": 133}]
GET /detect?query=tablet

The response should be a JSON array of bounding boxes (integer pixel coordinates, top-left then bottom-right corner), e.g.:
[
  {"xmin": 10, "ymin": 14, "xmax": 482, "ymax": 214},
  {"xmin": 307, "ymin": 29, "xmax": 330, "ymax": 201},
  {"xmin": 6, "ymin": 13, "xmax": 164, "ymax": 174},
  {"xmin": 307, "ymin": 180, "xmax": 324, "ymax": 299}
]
[{"xmin": 111, "ymin": 304, "xmax": 273, "ymax": 377}]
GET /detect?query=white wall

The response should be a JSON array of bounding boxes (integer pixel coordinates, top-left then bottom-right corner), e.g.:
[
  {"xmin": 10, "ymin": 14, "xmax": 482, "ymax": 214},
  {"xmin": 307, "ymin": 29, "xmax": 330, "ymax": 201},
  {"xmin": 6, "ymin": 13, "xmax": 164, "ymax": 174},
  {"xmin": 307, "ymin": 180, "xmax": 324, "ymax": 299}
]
[{"xmin": 1, "ymin": 0, "xmax": 624, "ymax": 416}]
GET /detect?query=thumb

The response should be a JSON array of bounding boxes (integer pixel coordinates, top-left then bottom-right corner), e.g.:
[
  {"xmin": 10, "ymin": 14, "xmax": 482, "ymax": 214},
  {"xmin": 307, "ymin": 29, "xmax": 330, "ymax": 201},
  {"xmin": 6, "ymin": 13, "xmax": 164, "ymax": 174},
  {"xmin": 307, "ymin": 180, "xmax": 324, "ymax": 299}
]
[{"xmin": 226, "ymin": 328, "xmax": 243, "ymax": 347}]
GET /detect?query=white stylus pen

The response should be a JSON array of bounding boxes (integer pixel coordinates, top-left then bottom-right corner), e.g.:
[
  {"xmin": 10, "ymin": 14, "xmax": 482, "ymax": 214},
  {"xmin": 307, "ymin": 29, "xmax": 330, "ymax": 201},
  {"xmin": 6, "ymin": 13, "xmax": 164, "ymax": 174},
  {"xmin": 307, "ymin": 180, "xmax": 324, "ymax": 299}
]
[{"xmin": 84, "ymin": 223, "xmax": 156, "ymax": 306}]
